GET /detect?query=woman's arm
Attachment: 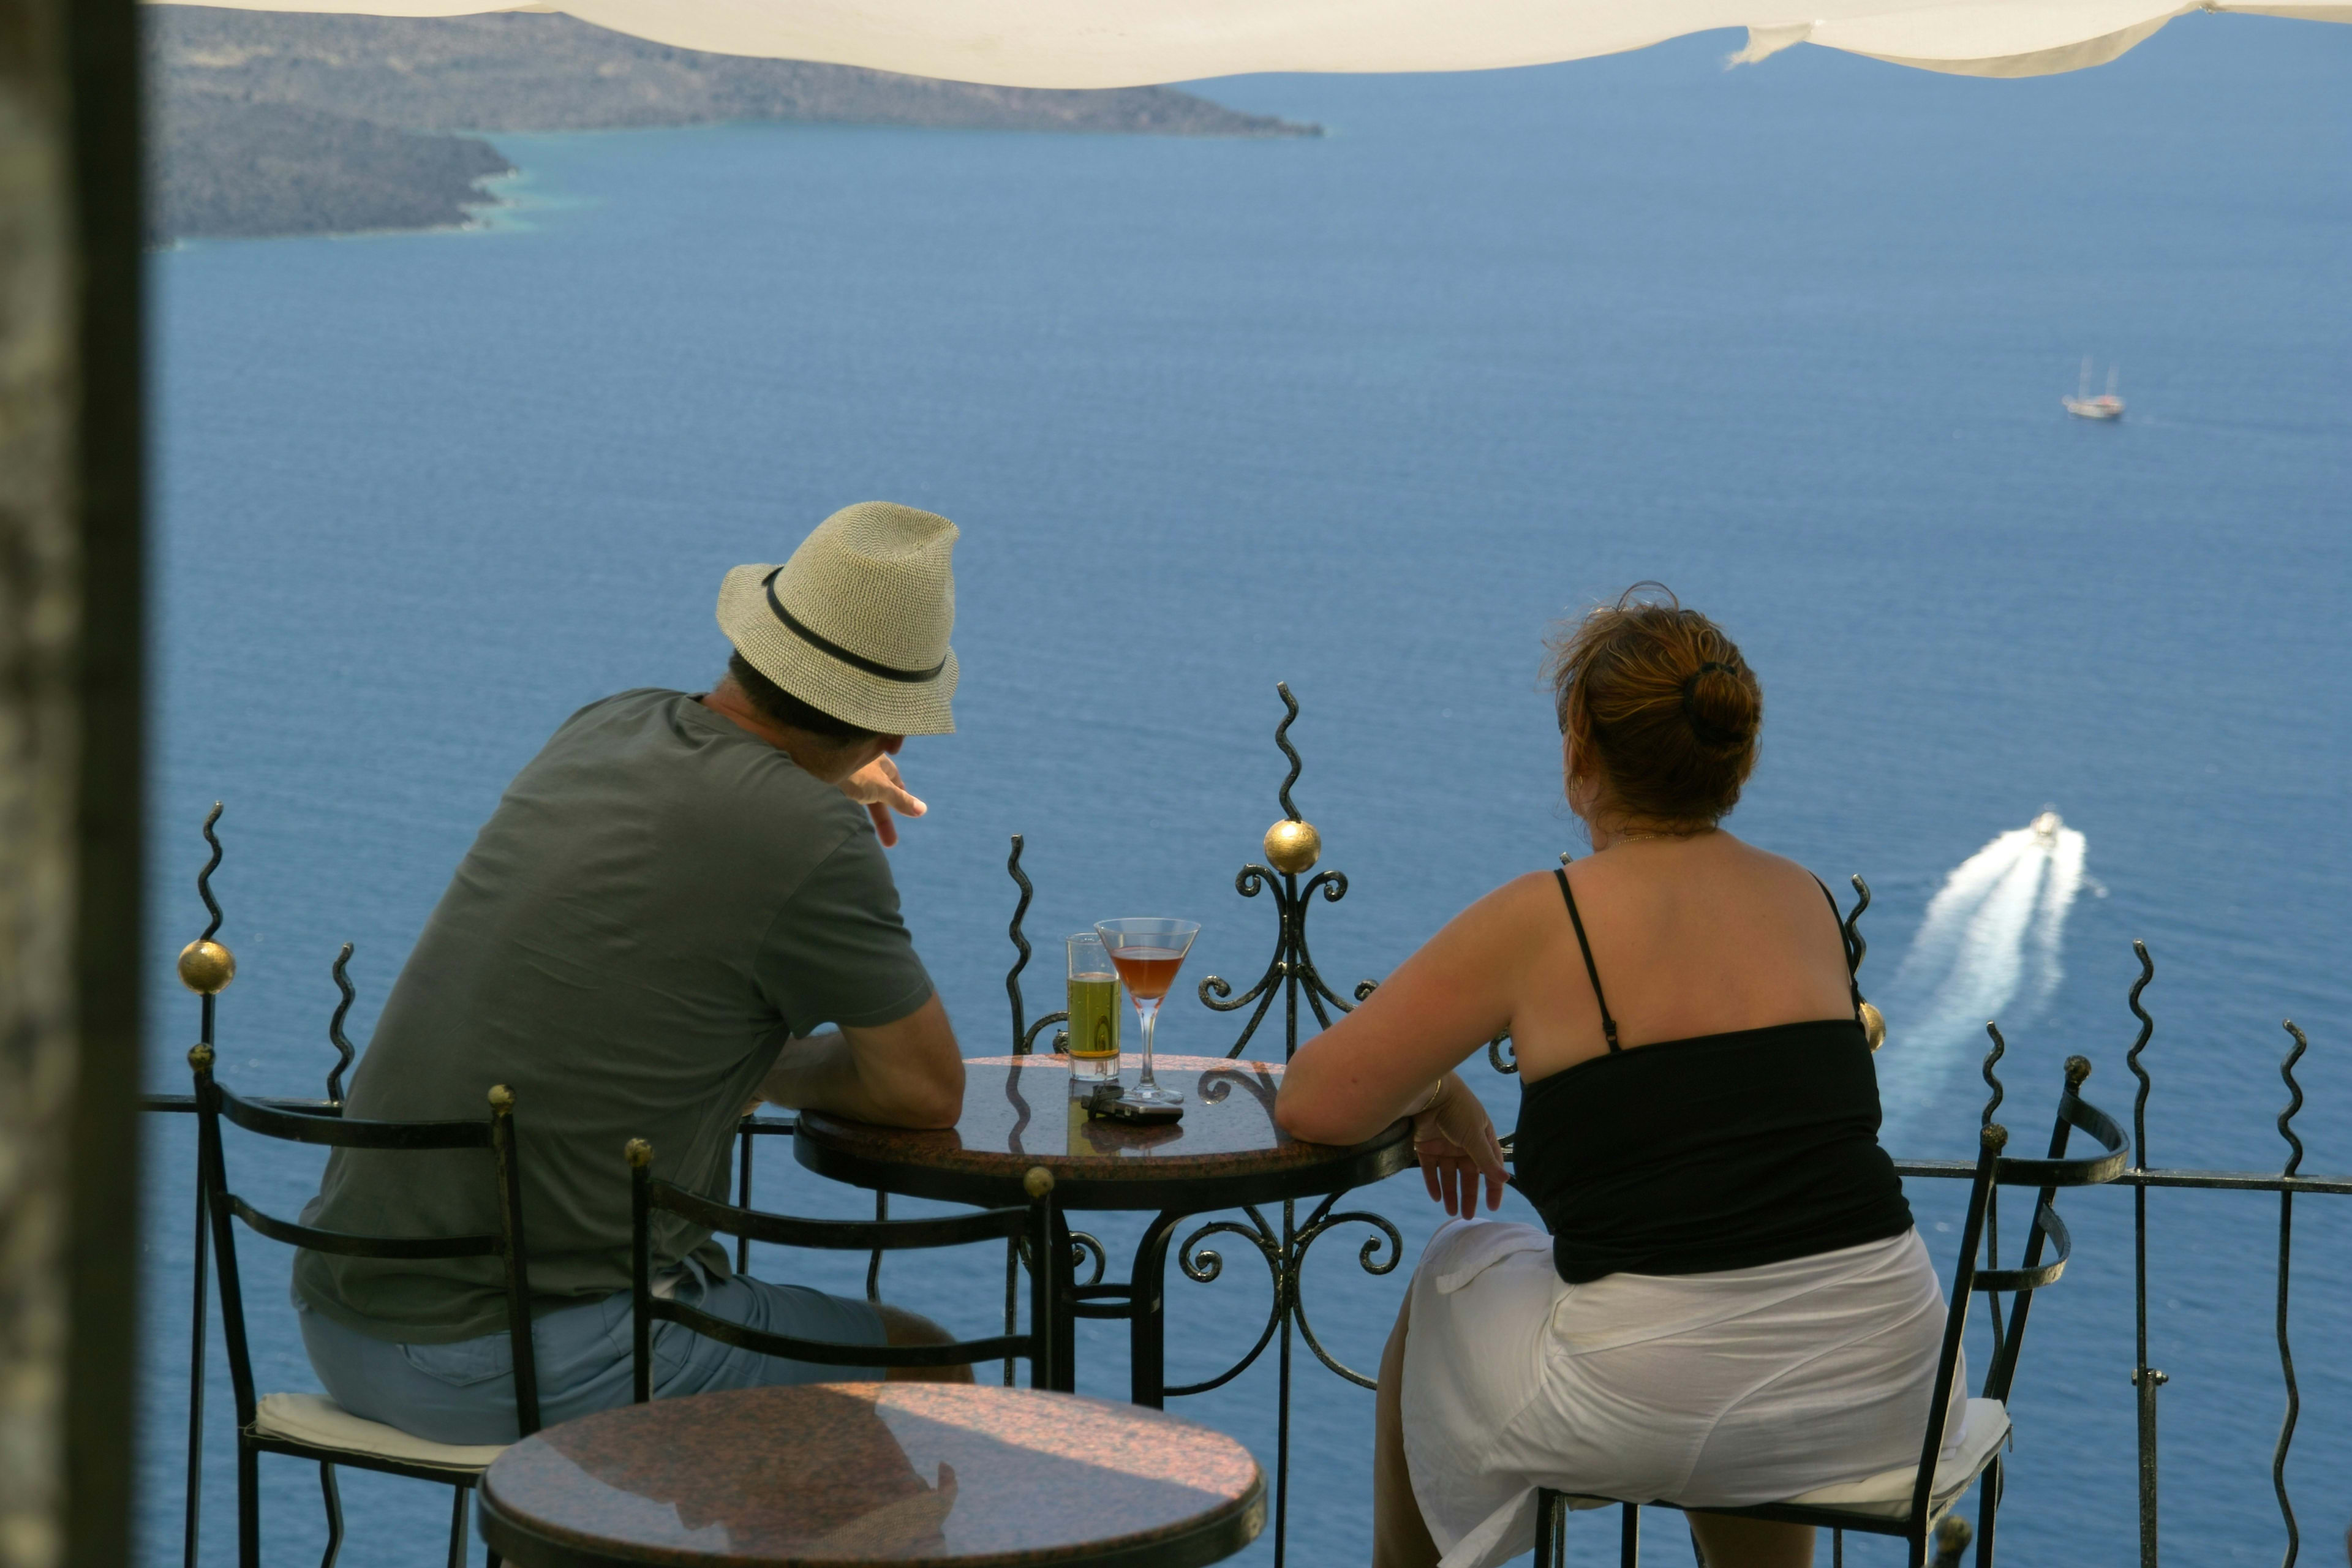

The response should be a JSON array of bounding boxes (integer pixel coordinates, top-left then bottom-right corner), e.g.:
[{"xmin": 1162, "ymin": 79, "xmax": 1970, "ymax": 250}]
[{"xmin": 1275, "ymin": 875, "xmax": 1544, "ymax": 1209}]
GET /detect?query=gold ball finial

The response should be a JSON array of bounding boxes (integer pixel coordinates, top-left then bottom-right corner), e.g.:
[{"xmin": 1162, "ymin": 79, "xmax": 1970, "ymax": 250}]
[
  {"xmin": 488, "ymin": 1084, "xmax": 516, "ymax": 1115},
  {"xmin": 1022, "ymin": 1166, "xmax": 1055, "ymax": 1200},
  {"xmin": 1858, "ymin": 1001, "xmax": 1886, "ymax": 1053},
  {"xmin": 624, "ymin": 1138, "xmax": 654, "ymax": 1169},
  {"xmin": 1981, "ymin": 1123, "xmax": 2009, "ymax": 1150},
  {"xmin": 1263, "ymin": 818, "xmax": 1321, "ymax": 875},
  {"xmin": 178, "ymin": 939, "xmax": 236, "ymax": 995},
  {"xmin": 2064, "ymin": 1054, "xmax": 2093, "ymax": 1088},
  {"xmin": 187, "ymin": 1043, "xmax": 215, "ymax": 1071}
]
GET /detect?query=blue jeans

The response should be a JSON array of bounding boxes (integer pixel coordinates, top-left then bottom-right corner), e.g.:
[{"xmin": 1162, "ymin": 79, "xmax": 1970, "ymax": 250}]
[{"xmin": 298, "ymin": 1266, "xmax": 887, "ymax": 1446}]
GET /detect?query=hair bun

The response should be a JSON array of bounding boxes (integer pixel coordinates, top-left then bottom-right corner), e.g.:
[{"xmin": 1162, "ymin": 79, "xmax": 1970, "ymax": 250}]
[
  {"xmin": 1679, "ymin": 661, "xmax": 1754, "ymax": 748},
  {"xmin": 1544, "ymin": 590, "xmax": 1763, "ymax": 829}
]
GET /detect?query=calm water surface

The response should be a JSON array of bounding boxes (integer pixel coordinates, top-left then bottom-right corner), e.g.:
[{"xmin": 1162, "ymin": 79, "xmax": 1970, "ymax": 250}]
[{"xmin": 149, "ymin": 20, "xmax": 2350, "ymax": 1566}]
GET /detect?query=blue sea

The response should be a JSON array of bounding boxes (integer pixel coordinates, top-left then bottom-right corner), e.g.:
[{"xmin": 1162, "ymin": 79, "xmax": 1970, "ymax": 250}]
[{"xmin": 148, "ymin": 19, "xmax": 2351, "ymax": 1566}]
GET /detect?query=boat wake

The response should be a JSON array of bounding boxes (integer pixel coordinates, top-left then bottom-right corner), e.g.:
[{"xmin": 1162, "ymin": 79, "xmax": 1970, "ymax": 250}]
[{"xmin": 1875, "ymin": 812, "xmax": 2089, "ymax": 1150}]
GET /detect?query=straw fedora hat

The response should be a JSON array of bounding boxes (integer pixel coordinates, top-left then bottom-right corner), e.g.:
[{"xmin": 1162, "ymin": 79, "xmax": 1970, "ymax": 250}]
[{"xmin": 716, "ymin": 502, "xmax": 960, "ymax": 736}]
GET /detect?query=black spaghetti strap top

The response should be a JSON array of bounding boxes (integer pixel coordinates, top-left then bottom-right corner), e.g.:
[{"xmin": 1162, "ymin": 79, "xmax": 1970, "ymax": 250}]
[{"xmin": 1512, "ymin": 868, "xmax": 1912, "ymax": 1284}]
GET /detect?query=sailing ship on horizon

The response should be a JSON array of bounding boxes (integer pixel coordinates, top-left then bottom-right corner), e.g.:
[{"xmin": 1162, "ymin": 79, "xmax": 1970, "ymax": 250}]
[{"xmin": 2064, "ymin": 356, "xmax": 2125, "ymax": 420}]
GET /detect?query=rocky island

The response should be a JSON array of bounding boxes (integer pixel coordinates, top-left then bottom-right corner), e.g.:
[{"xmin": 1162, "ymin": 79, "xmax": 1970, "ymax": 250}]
[{"xmin": 149, "ymin": 7, "xmax": 1319, "ymax": 243}]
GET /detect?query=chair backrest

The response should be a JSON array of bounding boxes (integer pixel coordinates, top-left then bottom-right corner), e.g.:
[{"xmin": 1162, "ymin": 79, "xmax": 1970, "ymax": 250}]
[
  {"xmin": 625, "ymin": 1139, "xmax": 1057, "ymax": 1400},
  {"xmin": 1972, "ymin": 1055, "xmax": 2127, "ymax": 1401},
  {"xmin": 1904, "ymin": 1055, "xmax": 2127, "ymax": 1526},
  {"xmin": 188, "ymin": 1044, "xmax": 541, "ymax": 1436}
]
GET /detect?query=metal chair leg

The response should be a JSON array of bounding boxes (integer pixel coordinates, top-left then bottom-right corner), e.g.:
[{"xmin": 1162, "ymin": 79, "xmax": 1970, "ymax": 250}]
[
  {"xmin": 1619, "ymin": 1501, "xmax": 1639, "ymax": 1567},
  {"xmin": 1975, "ymin": 1455, "xmax": 2002, "ymax": 1567},
  {"xmin": 1533, "ymin": 1489, "xmax": 1558, "ymax": 1567},
  {"xmin": 317, "ymin": 1463, "xmax": 344, "ymax": 1568},
  {"xmin": 1833, "ymin": 1526, "xmax": 1844, "ymax": 1567},
  {"xmin": 236, "ymin": 1440, "xmax": 261, "ymax": 1568},
  {"xmin": 448, "ymin": 1483, "xmax": 472, "ymax": 1568}
]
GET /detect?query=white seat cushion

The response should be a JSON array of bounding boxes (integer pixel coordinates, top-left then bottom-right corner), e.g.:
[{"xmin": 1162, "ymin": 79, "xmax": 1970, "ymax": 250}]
[
  {"xmin": 1558, "ymin": 1399, "xmax": 2011, "ymax": 1523},
  {"xmin": 1782, "ymin": 1398, "xmax": 2011, "ymax": 1520},
  {"xmin": 252, "ymin": 1392, "xmax": 509, "ymax": 1472}
]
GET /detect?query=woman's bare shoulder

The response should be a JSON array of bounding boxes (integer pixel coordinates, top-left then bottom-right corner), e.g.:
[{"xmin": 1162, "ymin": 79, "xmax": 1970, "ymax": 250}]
[
  {"xmin": 1441, "ymin": 870, "xmax": 1566, "ymax": 937},
  {"xmin": 1737, "ymin": 839, "xmax": 1841, "ymax": 894}
]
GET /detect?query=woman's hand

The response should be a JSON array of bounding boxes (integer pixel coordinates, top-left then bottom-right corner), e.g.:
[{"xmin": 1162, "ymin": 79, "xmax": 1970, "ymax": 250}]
[{"xmin": 1412, "ymin": 1072, "xmax": 1509, "ymax": 1217}]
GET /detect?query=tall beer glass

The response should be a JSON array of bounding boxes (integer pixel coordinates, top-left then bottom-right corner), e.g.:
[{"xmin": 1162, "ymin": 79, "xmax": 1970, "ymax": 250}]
[{"xmin": 1066, "ymin": 933, "xmax": 1122, "ymax": 1087}]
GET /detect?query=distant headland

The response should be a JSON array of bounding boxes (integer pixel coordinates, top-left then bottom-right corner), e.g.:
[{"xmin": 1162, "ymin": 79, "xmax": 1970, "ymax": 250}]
[{"xmin": 149, "ymin": 7, "xmax": 1321, "ymax": 244}]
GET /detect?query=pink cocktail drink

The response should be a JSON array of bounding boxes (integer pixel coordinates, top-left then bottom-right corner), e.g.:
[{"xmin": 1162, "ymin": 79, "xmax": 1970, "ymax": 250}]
[{"xmin": 1093, "ymin": 919, "xmax": 1201, "ymax": 1107}]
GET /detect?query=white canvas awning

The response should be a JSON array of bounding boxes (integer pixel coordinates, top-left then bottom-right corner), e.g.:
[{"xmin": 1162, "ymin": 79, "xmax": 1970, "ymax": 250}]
[{"xmin": 148, "ymin": 0, "xmax": 2352, "ymax": 86}]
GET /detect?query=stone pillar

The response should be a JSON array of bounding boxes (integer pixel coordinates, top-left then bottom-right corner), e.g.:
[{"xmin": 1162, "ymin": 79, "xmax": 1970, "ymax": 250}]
[{"xmin": 0, "ymin": 1, "xmax": 143, "ymax": 1565}]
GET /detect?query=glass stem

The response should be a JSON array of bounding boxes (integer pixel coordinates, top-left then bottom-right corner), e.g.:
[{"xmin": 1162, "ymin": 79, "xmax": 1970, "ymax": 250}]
[{"xmin": 1136, "ymin": 999, "xmax": 1161, "ymax": 1088}]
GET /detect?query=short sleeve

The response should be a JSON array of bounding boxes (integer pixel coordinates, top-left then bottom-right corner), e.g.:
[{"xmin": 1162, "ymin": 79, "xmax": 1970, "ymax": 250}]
[{"xmin": 756, "ymin": 826, "xmax": 934, "ymax": 1033}]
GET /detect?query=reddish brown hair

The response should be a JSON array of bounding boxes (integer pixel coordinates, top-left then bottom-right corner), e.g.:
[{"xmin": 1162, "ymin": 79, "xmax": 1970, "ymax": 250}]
[{"xmin": 1545, "ymin": 584, "xmax": 1762, "ymax": 829}]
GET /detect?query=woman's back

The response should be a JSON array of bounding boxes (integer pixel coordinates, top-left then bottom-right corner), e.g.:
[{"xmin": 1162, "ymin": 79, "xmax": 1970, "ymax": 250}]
[
  {"xmin": 1506, "ymin": 833, "xmax": 1857, "ymax": 1084},
  {"xmin": 1507, "ymin": 834, "xmax": 1910, "ymax": 1284}
]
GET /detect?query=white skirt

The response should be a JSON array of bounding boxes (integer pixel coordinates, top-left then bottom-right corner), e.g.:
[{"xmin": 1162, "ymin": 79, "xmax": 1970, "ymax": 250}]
[{"xmin": 1400, "ymin": 1219, "xmax": 1962, "ymax": 1568}]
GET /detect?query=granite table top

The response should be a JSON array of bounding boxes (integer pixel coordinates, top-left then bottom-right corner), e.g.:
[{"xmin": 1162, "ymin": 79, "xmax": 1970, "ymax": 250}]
[
  {"xmin": 477, "ymin": 1382, "xmax": 1266, "ymax": 1568},
  {"xmin": 794, "ymin": 1056, "xmax": 1412, "ymax": 1211}
]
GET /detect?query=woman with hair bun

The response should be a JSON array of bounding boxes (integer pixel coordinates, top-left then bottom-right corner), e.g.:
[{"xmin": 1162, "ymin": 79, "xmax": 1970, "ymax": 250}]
[{"xmin": 1276, "ymin": 586, "xmax": 1951, "ymax": 1568}]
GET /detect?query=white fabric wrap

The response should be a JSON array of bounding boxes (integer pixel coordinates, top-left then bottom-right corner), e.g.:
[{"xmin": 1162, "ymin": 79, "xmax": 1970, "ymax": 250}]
[{"xmin": 1400, "ymin": 1218, "xmax": 1972, "ymax": 1568}]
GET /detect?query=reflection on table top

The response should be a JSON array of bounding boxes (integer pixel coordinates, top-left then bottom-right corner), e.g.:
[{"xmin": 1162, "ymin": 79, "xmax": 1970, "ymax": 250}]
[
  {"xmin": 479, "ymin": 1382, "xmax": 1265, "ymax": 1568},
  {"xmin": 794, "ymin": 1056, "xmax": 1412, "ymax": 1210}
]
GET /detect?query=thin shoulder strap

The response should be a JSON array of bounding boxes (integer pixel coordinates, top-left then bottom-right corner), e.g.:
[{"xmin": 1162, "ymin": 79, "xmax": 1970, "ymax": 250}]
[
  {"xmin": 1812, "ymin": 875, "xmax": 1865, "ymax": 1021},
  {"xmin": 1553, "ymin": 867, "xmax": 1621, "ymax": 1051}
]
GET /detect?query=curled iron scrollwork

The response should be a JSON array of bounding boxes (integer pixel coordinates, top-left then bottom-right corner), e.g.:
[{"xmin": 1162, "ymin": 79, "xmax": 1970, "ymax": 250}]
[
  {"xmin": 2126, "ymin": 940, "xmax": 2156, "ymax": 1164},
  {"xmin": 1018, "ymin": 1230, "xmax": 1112, "ymax": 1291},
  {"xmin": 1068, "ymin": 1231, "xmax": 1109, "ymax": 1289},
  {"xmin": 1842, "ymin": 874, "xmax": 1872, "ymax": 977},
  {"xmin": 327, "ymin": 943, "xmax": 357, "ymax": 1104},
  {"xmin": 1289, "ymin": 1192, "xmax": 1405, "ymax": 1389},
  {"xmin": 1195, "ymin": 687, "xmax": 1374, "ymax": 1059},
  {"xmin": 1166, "ymin": 1210, "xmax": 1286, "ymax": 1397},
  {"xmin": 2276, "ymin": 1021, "xmax": 2307, "ymax": 1179},
  {"xmin": 1006, "ymin": 835, "xmax": 1037, "ymax": 1054},
  {"xmin": 1272, "ymin": 682, "xmax": 1304, "ymax": 821},
  {"xmin": 1980, "ymin": 1022, "xmax": 2008, "ymax": 1126},
  {"xmin": 196, "ymin": 801, "xmax": 226, "ymax": 940},
  {"xmin": 1486, "ymin": 1031, "xmax": 1517, "ymax": 1074}
]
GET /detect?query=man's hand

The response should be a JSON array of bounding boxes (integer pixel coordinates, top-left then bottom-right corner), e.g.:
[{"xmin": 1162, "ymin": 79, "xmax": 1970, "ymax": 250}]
[{"xmin": 839, "ymin": 754, "xmax": 926, "ymax": 846}]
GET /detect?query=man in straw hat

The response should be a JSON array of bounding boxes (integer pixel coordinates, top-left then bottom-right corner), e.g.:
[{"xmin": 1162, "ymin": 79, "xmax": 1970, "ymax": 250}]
[{"xmin": 292, "ymin": 502, "xmax": 976, "ymax": 1444}]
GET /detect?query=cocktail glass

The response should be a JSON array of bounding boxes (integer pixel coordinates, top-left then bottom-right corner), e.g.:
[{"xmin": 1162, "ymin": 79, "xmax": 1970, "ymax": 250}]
[
  {"xmin": 1092, "ymin": 918, "xmax": 1200, "ymax": 1106},
  {"xmin": 1066, "ymin": 933, "xmax": 1123, "ymax": 1088}
]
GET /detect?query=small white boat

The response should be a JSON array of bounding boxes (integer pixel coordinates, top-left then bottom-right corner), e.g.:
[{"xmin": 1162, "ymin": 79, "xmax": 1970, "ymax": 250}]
[
  {"xmin": 2031, "ymin": 809, "xmax": 2064, "ymax": 845},
  {"xmin": 2064, "ymin": 357, "xmax": 2124, "ymax": 420}
]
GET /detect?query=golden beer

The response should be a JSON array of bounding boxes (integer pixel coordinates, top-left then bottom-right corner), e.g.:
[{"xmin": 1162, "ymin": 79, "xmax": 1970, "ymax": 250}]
[
  {"xmin": 1068, "ymin": 976, "xmax": 1123, "ymax": 1060},
  {"xmin": 1066, "ymin": 933, "xmax": 1123, "ymax": 1087}
]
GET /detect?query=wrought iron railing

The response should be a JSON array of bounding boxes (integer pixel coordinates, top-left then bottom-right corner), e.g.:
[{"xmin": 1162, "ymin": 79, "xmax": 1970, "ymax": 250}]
[{"xmin": 144, "ymin": 687, "xmax": 2340, "ymax": 1568}]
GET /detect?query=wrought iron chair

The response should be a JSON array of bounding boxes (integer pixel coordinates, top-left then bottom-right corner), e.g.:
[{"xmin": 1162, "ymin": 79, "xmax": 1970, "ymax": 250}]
[
  {"xmin": 1531, "ymin": 1057, "xmax": 2128, "ymax": 1568},
  {"xmin": 624, "ymin": 1139, "xmax": 1061, "ymax": 1394},
  {"xmin": 189, "ymin": 1044, "xmax": 540, "ymax": 1568}
]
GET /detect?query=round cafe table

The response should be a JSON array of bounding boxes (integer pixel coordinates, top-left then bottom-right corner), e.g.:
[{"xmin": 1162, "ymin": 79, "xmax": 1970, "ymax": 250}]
[
  {"xmin": 795, "ymin": 1055, "xmax": 1413, "ymax": 1403},
  {"xmin": 477, "ymin": 1382, "xmax": 1265, "ymax": 1568}
]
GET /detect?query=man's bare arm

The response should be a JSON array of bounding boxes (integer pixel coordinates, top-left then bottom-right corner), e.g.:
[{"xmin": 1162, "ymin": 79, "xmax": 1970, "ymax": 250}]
[{"xmin": 757, "ymin": 993, "xmax": 964, "ymax": 1129}]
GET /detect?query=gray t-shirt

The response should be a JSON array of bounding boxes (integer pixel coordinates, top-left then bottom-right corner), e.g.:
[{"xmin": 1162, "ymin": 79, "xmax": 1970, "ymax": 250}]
[{"xmin": 293, "ymin": 689, "xmax": 933, "ymax": 1343}]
